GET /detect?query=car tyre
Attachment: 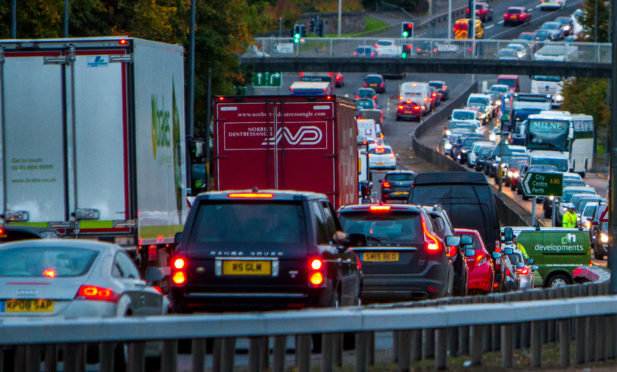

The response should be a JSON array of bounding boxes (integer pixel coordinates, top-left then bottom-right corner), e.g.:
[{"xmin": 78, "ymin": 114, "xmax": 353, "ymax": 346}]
[
  {"xmin": 594, "ymin": 248, "xmax": 604, "ymax": 260},
  {"xmin": 546, "ymin": 273, "xmax": 571, "ymax": 288}
]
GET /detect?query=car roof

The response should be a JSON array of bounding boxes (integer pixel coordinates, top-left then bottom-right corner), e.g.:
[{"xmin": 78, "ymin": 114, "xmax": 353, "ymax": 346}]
[
  {"xmin": 413, "ymin": 171, "xmax": 489, "ymax": 185},
  {"xmin": 196, "ymin": 189, "xmax": 328, "ymax": 202},
  {"xmin": 0, "ymin": 238, "xmax": 117, "ymax": 252},
  {"xmin": 498, "ymin": 74, "xmax": 519, "ymax": 79},
  {"xmin": 338, "ymin": 204, "xmax": 424, "ymax": 213},
  {"xmin": 385, "ymin": 170, "xmax": 415, "ymax": 175}
]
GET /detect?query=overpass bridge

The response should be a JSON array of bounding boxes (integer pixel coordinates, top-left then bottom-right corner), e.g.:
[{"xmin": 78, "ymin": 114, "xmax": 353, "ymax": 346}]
[{"xmin": 241, "ymin": 37, "xmax": 612, "ymax": 78}]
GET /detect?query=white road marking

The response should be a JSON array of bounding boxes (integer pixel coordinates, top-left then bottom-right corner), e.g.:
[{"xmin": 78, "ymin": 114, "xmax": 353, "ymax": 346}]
[
  {"xmin": 535, "ymin": 4, "xmax": 542, "ymax": 7},
  {"xmin": 498, "ymin": 20, "xmax": 504, "ymax": 24},
  {"xmin": 486, "ymin": 24, "xmax": 495, "ymax": 29}
]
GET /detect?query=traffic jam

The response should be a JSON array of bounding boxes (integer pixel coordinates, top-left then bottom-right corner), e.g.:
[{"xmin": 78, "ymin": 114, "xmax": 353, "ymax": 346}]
[{"xmin": 0, "ymin": 2, "xmax": 609, "ymax": 368}]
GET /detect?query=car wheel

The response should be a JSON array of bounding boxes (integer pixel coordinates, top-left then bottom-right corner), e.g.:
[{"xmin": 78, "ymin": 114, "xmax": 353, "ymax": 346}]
[
  {"xmin": 594, "ymin": 248, "xmax": 604, "ymax": 260},
  {"xmin": 396, "ymin": 115, "xmax": 401, "ymax": 121},
  {"xmin": 546, "ymin": 273, "xmax": 571, "ymax": 288}
]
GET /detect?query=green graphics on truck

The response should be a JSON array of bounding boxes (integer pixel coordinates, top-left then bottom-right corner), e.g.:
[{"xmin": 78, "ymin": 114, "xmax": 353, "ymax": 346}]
[{"xmin": 514, "ymin": 228, "xmax": 591, "ymax": 287}]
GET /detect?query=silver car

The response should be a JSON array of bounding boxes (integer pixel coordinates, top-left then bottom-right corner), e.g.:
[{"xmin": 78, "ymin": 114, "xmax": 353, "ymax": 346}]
[
  {"xmin": 504, "ymin": 247, "xmax": 537, "ymax": 290},
  {"xmin": 0, "ymin": 239, "xmax": 168, "ymax": 318}
]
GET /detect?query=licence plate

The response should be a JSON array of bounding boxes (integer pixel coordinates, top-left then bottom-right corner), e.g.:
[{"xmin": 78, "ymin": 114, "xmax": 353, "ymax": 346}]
[
  {"xmin": 223, "ymin": 261, "xmax": 271, "ymax": 276},
  {"xmin": 510, "ymin": 15, "xmax": 517, "ymax": 19},
  {"xmin": 376, "ymin": 162, "xmax": 385, "ymax": 166},
  {"xmin": 364, "ymin": 252, "xmax": 399, "ymax": 262},
  {"xmin": 5, "ymin": 299, "xmax": 54, "ymax": 313},
  {"xmin": 393, "ymin": 191, "xmax": 408, "ymax": 195},
  {"xmin": 404, "ymin": 110, "xmax": 413, "ymax": 114},
  {"xmin": 369, "ymin": 84, "xmax": 377, "ymax": 87}
]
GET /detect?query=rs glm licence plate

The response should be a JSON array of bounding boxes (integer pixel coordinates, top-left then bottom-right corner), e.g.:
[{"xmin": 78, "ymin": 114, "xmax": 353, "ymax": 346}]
[
  {"xmin": 363, "ymin": 252, "xmax": 399, "ymax": 262},
  {"xmin": 223, "ymin": 261, "xmax": 271, "ymax": 275},
  {"xmin": 5, "ymin": 299, "xmax": 54, "ymax": 313}
]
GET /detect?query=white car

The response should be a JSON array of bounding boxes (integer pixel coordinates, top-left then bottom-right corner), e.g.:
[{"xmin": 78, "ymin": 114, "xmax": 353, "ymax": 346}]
[
  {"xmin": 540, "ymin": 0, "xmax": 565, "ymax": 10},
  {"xmin": 368, "ymin": 145, "xmax": 397, "ymax": 170}
]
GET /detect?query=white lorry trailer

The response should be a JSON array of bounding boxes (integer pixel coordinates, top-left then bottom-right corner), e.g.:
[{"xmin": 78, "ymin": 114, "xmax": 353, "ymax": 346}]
[{"xmin": 0, "ymin": 37, "xmax": 203, "ymax": 275}]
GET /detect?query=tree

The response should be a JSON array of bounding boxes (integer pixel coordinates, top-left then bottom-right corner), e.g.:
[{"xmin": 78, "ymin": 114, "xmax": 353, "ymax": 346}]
[
  {"xmin": 578, "ymin": 0, "xmax": 609, "ymax": 42},
  {"xmin": 561, "ymin": 78, "xmax": 610, "ymax": 149}
]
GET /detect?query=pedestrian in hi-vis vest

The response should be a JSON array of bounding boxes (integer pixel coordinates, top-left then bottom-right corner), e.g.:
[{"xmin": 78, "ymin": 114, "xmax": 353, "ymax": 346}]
[{"xmin": 562, "ymin": 206, "xmax": 578, "ymax": 228}]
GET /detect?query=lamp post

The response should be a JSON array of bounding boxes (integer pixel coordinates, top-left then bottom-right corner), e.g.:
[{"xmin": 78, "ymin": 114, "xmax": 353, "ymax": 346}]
[
  {"xmin": 448, "ymin": 0, "xmax": 452, "ymax": 39},
  {"xmin": 338, "ymin": 0, "xmax": 342, "ymax": 37},
  {"xmin": 11, "ymin": 0, "xmax": 16, "ymax": 38},
  {"xmin": 608, "ymin": 0, "xmax": 617, "ymax": 293}
]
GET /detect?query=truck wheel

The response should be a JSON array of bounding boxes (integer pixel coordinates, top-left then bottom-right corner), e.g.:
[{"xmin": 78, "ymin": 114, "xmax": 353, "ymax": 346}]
[
  {"xmin": 594, "ymin": 248, "xmax": 604, "ymax": 260},
  {"xmin": 396, "ymin": 115, "xmax": 401, "ymax": 121},
  {"xmin": 546, "ymin": 273, "xmax": 571, "ymax": 288}
]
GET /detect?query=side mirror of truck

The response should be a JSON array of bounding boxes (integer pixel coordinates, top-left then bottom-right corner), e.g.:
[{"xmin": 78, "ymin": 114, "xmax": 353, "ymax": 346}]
[
  {"xmin": 492, "ymin": 251, "xmax": 502, "ymax": 259},
  {"xmin": 174, "ymin": 232, "xmax": 182, "ymax": 244}
]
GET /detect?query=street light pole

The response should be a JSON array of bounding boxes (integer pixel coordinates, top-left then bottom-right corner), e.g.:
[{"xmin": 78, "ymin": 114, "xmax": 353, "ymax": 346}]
[
  {"xmin": 338, "ymin": 0, "xmax": 342, "ymax": 37},
  {"xmin": 64, "ymin": 0, "xmax": 69, "ymax": 37},
  {"xmin": 11, "ymin": 0, "xmax": 16, "ymax": 38},
  {"xmin": 448, "ymin": 0, "xmax": 452, "ymax": 39},
  {"xmin": 608, "ymin": 0, "xmax": 617, "ymax": 293}
]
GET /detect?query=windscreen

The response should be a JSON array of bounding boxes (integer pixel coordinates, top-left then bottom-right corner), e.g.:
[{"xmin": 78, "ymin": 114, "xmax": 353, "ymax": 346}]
[
  {"xmin": 508, "ymin": 8, "xmax": 522, "ymax": 13},
  {"xmin": 370, "ymin": 147, "xmax": 392, "ymax": 155},
  {"xmin": 0, "ymin": 246, "xmax": 98, "ymax": 277},
  {"xmin": 497, "ymin": 78, "xmax": 516, "ymax": 88},
  {"xmin": 532, "ymin": 75, "xmax": 561, "ymax": 82},
  {"xmin": 562, "ymin": 189, "xmax": 594, "ymax": 203},
  {"xmin": 365, "ymin": 76, "xmax": 382, "ymax": 84},
  {"xmin": 452, "ymin": 111, "xmax": 475, "ymax": 120},
  {"xmin": 190, "ymin": 202, "xmax": 306, "ymax": 245},
  {"xmin": 583, "ymin": 204, "xmax": 598, "ymax": 217},
  {"xmin": 498, "ymin": 49, "xmax": 516, "ymax": 57},
  {"xmin": 429, "ymin": 82, "xmax": 444, "ymax": 89},
  {"xmin": 527, "ymin": 119, "xmax": 568, "ymax": 151},
  {"xmin": 468, "ymin": 96, "xmax": 489, "ymax": 105},
  {"xmin": 386, "ymin": 173, "xmax": 414, "ymax": 181},
  {"xmin": 339, "ymin": 212, "xmax": 422, "ymax": 245},
  {"xmin": 530, "ymin": 157, "xmax": 568, "ymax": 171}
]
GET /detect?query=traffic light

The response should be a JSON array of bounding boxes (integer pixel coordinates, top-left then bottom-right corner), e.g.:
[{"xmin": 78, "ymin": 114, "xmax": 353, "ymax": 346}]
[
  {"xmin": 401, "ymin": 44, "xmax": 412, "ymax": 58},
  {"xmin": 316, "ymin": 19, "xmax": 326, "ymax": 37},
  {"xmin": 310, "ymin": 17, "xmax": 316, "ymax": 33},
  {"xmin": 401, "ymin": 22, "xmax": 414, "ymax": 38},
  {"xmin": 293, "ymin": 24, "xmax": 304, "ymax": 44}
]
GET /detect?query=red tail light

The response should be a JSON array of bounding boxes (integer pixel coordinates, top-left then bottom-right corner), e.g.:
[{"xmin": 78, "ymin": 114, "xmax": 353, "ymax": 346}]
[
  {"xmin": 355, "ymin": 95, "xmax": 360, "ymax": 99},
  {"xmin": 354, "ymin": 52, "xmax": 358, "ymax": 56},
  {"xmin": 413, "ymin": 106, "xmax": 420, "ymax": 110},
  {"xmin": 299, "ymin": 72, "xmax": 305, "ymax": 77},
  {"xmin": 309, "ymin": 257, "xmax": 325, "ymax": 287},
  {"xmin": 76, "ymin": 285, "xmax": 119, "ymax": 302},
  {"xmin": 172, "ymin": 271, "xmax": 186, "ymax": 285},
  {"xmin": 370, "ymin": 205, "xmax": 391, "ymax": 212},
  {"xmin": 421, "ymin": 217, "xmax": 442, "ymax": 253},
  {"xmin": 476, "ymin": 253, "xmax": 487, "ymax": 266},
  {"xmin": 379, "ymin": 83, "xmax": 384, "ymax": 87},
  {"xmin": 370, "ymin": 52, "xmax": 375, "ymax": 57},
  {"xmin": 417, "ymin": 48, "xmax": 422, "ymax": 53},
  {"xmin": 506, "ymin": 268, "xmax": 511, "ymax": 276},
  {"xmin": 398, "ymin": 105, "xmax": 404, "ymax": 110},
  {"xmin": 363, "ymin": 83, "xmax": 367, "ymax": 87},
  {"xmin": 173, "ymin": 257, "xmax": 186, "ymax": 269},
  {"xmin": 433, "ymin": 48, "xmax": 438, "ymax": 53},
  {"xmin": 382, "ymin": 181, "xmax": 391, "ymax": 188},
  {"xmin": 228, "ymin": 193, "xmax": 274, "ymax": 198},
  {"xmin": 517, "ymin": 267, "xmax": 530, "ymax": 275},
  {"xmin": 495, "ymin": 241, "xmax": 501, "ymax": 252}
]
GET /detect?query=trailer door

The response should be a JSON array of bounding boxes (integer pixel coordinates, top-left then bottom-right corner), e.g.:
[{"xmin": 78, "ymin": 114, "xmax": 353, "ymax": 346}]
[{"xmin": 1, "ymin": 52, "xmax": 68, "ymax": 224}]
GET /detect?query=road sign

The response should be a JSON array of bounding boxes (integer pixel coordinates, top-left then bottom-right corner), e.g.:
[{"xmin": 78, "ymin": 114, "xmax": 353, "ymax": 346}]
[
  {"xmin": 522, "ymin": 172, "xmax": 563, "ymax": 197},
  {"xmin": 252, "ymin": 72, "xmax": 282, "ymax": 87}
]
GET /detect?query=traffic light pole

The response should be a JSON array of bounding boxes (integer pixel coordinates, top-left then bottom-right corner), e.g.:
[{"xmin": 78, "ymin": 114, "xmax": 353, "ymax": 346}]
[
  {"xmin": 608, "ymin": 0, "xmax": 617, "ymax": 294},
  {"xmin": 448, "ymin": 0, "xmax": 452, "ymax": 39}
]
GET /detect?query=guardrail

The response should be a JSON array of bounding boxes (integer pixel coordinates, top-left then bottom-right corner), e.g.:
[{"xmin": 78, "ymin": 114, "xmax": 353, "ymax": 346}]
[
  {"xmin": 0, "ymin": 275, "xmax": 611, "ymax": 372},
  {"xmin": 248, "ymin": 37, "xmax": 612, "ymax": 64}
]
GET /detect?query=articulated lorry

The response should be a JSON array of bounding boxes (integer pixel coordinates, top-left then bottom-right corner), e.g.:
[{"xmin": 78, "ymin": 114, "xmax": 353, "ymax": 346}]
[
  {"xmin": 213, "ymin": 96, "xmax": 358, "ymax": 209},
  {"xmin": 0, "ymin": 37, "xmax": 205, "ymax": 274}
]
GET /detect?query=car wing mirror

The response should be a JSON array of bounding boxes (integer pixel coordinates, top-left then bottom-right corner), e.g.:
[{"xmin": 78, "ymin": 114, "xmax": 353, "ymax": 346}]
[
  {"xmin": 464, "ymin": 247, "xmax": 475, "ymax": 257},
  {"xmin": 446, "ymin": 235, "xmax": 461, "ymax": 247},
  {"xmin": 492, "ymin": 251, "xmax": 502, "ymax": 259},
  {"xmin": 347, "ymin": 232, "xmax": 367, "ymax": 247},
  {"xmin": 526, "ymin": 258, "xmax": 534, "ymax": 265},
  {"xmin": 461, "ymin": 234, "xmax": 473, "ymax": 245},
  {"xmin": 531, "ymin": 265, "xmax": 539, "ymax": 271},
  {"xmin": 516, "ymin": 262, "xmax": 525, "ymax": 269},
  {"xmin": 174, "ymin": 232, "xmax": 183, "ymax": 244},
  {"xmin": 145, "ymin": 267, "xmax": 165, "ymax": 283}
]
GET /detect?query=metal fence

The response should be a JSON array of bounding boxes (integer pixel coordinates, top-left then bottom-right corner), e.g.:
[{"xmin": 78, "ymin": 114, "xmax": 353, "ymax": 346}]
[
  {"xmin": 0, "ymin": 271, "xmax": 612, "ymax": 372},
  {"xmin": 248, "ymin": 37, "xmax": 612, "ymax": 64}
]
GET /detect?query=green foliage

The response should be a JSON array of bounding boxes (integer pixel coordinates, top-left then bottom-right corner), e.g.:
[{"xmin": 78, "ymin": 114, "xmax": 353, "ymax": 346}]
[
  {"xmin": 579, "ymin": 0, "xmax": 609, "ymax": 42},
  {"xmin": 561, "ymin": 78, "xmax": 610, "ymax": 145}
]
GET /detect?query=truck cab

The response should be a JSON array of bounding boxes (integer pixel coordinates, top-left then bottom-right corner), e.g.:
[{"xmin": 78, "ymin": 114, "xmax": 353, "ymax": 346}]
[{"xmin": 454, "ymin": 18, "xmax": 484, "ymax": 39}]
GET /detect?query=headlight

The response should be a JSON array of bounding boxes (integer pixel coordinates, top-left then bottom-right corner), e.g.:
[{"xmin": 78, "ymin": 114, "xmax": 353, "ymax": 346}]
[
  {"xmin": 549, "ymin": 195, "xmax": 554, "ymax": 200},
  {"xmin": 512, "ymin": 172, "xmax": 519, "ymax": 179},
  {"xmin": 584, "ymin": 221, "xmax": 591, "ymax": 229},
  {"xmin": 507, "ymin": 171, "xmax": 513, "ymax": 177},
  {"xmin": 496, "ymin": 101, "xmax": 502, "ymax": 106},
  {"xmin": 554, "ymin": 94, "xmax": 564, "ymax": 103},
  {"xmin": 446, "ymin": 130, "xmax": 452, "ymax": 136},
  {"xmin": 489, "ymin": 133, "xmax": 496, "ymax": 141},
  {"xmin": 461, "ymin": 149, "xmax": 468, "ymax": 154},
  {"xmin": 445, "ymin": 142, "xmax": 453, "ymax": 150},
  {"xmin": 601, "ymin": 233, "xmax": 609, "ymax": 243}
]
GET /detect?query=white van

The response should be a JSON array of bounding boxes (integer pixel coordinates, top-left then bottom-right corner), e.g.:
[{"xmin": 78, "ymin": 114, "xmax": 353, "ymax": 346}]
[
  {"xmin": 357, "ymin": 118, "xmax": 378, "ymax": 145},
  {"xmin": 399, "ymin": 82, "xmax": 431, "ymax": 113}
]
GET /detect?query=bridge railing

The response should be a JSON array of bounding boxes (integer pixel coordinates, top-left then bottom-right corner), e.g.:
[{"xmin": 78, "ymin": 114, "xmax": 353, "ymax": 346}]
[{"xmin": 248, "ymin": 37, "xmax": 612, "ymax": 64}]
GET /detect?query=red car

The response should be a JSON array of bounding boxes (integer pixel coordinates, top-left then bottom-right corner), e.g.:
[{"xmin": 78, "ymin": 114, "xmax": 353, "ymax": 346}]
[
  {"xmin": 503, "ymin": 7, "xmax": 531, "ymax": 26},
  {"xmin": 466, "ymin": 2, "xmax": 493, "ymax": 22},
  {"xmin": 335, "ymin": 72, "xmax": 344, "ymax": 88},
  {"xmin": 456, "ymin": 228, "xmax": 495, "ymax": 294}
]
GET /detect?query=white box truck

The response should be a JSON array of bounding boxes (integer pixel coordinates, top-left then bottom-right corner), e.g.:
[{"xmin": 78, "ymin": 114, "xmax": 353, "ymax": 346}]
[{"xmin": 0, "ymin": 37, "xmax": 203, "ymax": 275}]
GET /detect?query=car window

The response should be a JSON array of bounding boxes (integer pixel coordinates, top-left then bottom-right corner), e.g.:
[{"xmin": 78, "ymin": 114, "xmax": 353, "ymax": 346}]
[
  {"xmin": 369, "ymin": 147, "xmax": 392, "ymax": 154},
  {"xmin": 508, "ymin": 8, "xmax": 522, "ymax": 13},
  {"xmin": 386, "ymin": 173, "xmax": 414, "ymax": 181},
  {"xmin": 189, "ymin": 202, "xmax": 307, "ymax": 246},
  {"xmin": 0, "ymin": 246, "xmax": 98, "ymax": 277},
  {"xmin": 320, "ymin": 201, "xmax": 338, "ymax": 239},
  {"xmin": 312, "ymin": 201, "xmax": 330, "ymax": 244},
  {"xmin": 430, "ymin": 216, "xmax": 447, "ymax": 238},
  {"xmin": 339, "ymin": 212, "xmax": 422, "ymax": 245},
  {"xmin": 114, "ymin": 251, "xmax": 141, "ymax": 279}
]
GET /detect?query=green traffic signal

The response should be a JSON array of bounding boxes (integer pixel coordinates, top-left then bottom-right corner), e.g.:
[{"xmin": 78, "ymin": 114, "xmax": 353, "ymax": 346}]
[
  {"xmin": 402, "ymin": 31, "xmax": 409, "ymax": 37},
  {"xmin": 401, "ymin": 52, "xmax": 407, "ymax": 58},
  {"xmin": 294, "ymin": 33, "xmax": 301, "ymax": 43}
]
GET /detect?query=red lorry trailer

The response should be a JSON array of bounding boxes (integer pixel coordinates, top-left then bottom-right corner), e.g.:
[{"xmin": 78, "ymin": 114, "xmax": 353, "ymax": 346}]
[{"xmin": 214, "ymin": 96, "xmax": 358, "ymax": 209}]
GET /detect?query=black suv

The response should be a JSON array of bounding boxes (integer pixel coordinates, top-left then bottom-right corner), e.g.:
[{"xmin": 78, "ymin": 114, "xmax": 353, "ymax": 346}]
[
  {"xmin": 422, "ymin": 205, "xmax": 468, "ymax": 296},
  {"xmin": 338, "ymin": 204, "xmax": 457, "ymax": 301},
  {"xmin": 170, "ymin": 190, "xmax": 361, "ymax": 311},
  {"xmin": 428, "ymin": 80, "xmax": 448, "ymax": 100},
  {"xmin": 380, "ymin": 170, "xmax": 415, "ymax": 203}
]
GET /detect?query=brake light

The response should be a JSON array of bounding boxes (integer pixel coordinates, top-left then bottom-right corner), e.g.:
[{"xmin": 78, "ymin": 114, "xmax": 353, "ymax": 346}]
[
  {"xmin": 398, "ymin": 105, "xmax": 404, "ymax": 110},
  {"xmin": 421, "ymin": 217, "xmax": 442, "ymax": 253},
  {"xmin": 399, "ymin": 96, "xmax": 404, "ymax": 101},
  {"xmin": 413, "ymin": 106, "xmax": 420, "ymax": 110},
  {"xmin": 76, "ymin": 285, "xmax": 119, "ymax": 302},
  {"xmin": 153, "ymin": 286, "xmax": 163, "ymax": 294},
  {"xmin": 310, "ymin": 259, "xmax": 323, "ymax": 270},
  {"xmin": 172, "ymin": 271, "xmax": 186, "ymax": 285},
  {"xmin": 353, "ymin": 52, "xmax": 358, "ymax": 56},
  {"xmin": 506, "ymin": 268, "xmax": 511, "ymax": 276},
  {"xmin": 517, "ymin": 267, "xmax": 530, "ymax": 275},
  {"xmin": 380, "ymin": 83, "xmax": 384, "ymax": 87},
  {"xmin": 370, "ymin": 52, "xmax": 375, "ymax": 57},
  {"xmin": 382, "ymin": 181, "xmax": 391, "ymax": 188},
  {"xmin": 373, "ymin": 96, "xmax": 377, "ymax": 100},
  {"xmin": 370, "ymin": 205, "xmax": 391, "ymax": 212},
  {"xmin": 228, "ymin": 193, "xmax": 274, "ymax": 198},
  {"xmin": 363, "ymin": 83, "xmax": 367, "ymax": 87},
  {"xmin": 309, "ymin": 257, "xmax": 325, "ymax": 287},
  {"xmin": 433, "ymin": 48, "xmax": 438, "ymax": 53},
  {"xmin": 173, "ymin": 257, "xmax": 186, "ymax": 269},
  {"xmin": 356, "ymin": 95, "xmax": 360, "ymax": 99},
  {"xmin": 417, "ymin": 48, "xmax": 422, "ymax": 53},
  {"xmin": 119, "ymin": 39, "xmax": 128, "ymax": 45}
]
